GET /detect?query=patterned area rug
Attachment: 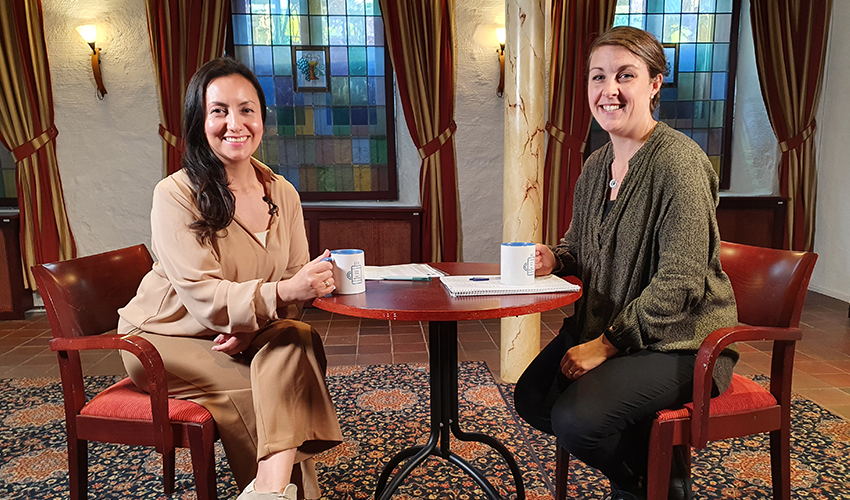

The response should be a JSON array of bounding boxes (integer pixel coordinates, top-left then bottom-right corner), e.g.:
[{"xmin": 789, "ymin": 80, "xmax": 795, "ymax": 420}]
[{"xmin": 1, "ymin": 363, "xmax": 848, "ymax": 499}]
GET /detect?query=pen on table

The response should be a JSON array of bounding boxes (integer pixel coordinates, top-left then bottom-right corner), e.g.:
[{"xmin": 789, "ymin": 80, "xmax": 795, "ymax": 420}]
[
  {"xmin": 382, "ymin": 276, "xmax": 432, "ymax": 282},
  {"xmin": 469, "ymin": 277, "xmax": 490, "ymax": 281}
]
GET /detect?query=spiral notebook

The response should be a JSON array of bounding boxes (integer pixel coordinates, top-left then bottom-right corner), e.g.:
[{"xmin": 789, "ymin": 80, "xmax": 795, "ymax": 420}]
[{"xmin": 440, "ymin": 274, "xmax": 580, "ymax": 297}]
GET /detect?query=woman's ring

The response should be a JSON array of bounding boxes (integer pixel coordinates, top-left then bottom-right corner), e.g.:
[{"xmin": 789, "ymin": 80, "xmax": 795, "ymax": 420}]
[{"xmin": 322, "ymin": 280, "xmax": 330, "ymax": 287}]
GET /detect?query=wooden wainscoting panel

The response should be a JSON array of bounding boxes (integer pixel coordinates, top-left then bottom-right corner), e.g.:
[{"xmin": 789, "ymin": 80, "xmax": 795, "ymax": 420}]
[{"xmin": 716, "ymin": 196, "xmax": 785, "ymax": 249}]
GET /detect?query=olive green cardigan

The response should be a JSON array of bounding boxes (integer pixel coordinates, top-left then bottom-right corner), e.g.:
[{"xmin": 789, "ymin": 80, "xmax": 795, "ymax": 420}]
[{"xmin": 552, "ymin": 122, "xmax": 738, "ymax": 391}]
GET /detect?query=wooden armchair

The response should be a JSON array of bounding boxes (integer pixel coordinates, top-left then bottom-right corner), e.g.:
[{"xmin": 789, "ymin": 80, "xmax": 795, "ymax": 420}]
[
  {"xmin": 32, "ymin": 245, "xmax": 219, "ymax": 500},
  {"xmin": 555, "ymin": 241, "xmax": 818, "ymax": 500}
]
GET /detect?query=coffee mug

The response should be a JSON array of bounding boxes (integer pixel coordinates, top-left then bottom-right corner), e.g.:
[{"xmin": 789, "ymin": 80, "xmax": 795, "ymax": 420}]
[
  {"xmin": 330, "ymin": 249, "xmax": 366, "ymax": 294},
  {"xmin": 501, "ymin": 242, "xmax": 535, "ymax": 286}
]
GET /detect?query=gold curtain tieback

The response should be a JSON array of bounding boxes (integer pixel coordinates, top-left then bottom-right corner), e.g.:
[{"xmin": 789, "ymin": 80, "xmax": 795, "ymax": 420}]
[
  {"xmin": 11, "ymin": 124, "xmax": 58, "ymax": 162},
  {"xmin": 546, "ymin": 121, "xmax": 586, "ymax": 153},
  {"xmin": 158, "ymin": 123, "xmax": 185, "ymax": 152},
  {"xmin": 417, "ymin": 120, "xmax": 458, "ymax": 159},
  {"xmin": 779, "ymin": 121, "xmax": 816, "ymax": 153}
]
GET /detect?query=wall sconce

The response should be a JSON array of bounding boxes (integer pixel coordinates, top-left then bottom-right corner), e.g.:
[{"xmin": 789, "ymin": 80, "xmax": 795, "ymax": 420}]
[
  {"xmin": 76, "ymin": 25, "xmax": 107, "ymax": 99},
  {"xmin": 496, "ymin": 28, "xmax": 506, "ymax": 98}
]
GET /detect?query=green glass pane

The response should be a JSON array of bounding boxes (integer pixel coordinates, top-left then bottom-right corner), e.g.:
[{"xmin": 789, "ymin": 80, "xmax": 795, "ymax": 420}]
[
  {"xmin": 716, "ymin": 0, "xmax": 733, "ymax": 13},
  {"xmin": 340, "ymin": 166, "xmax": 355, "ymax": 191},
  {"xmin": 303, "ymin": 138, "xmax": 316, "ymax": 163},
  {"xmin": 365, "ymin": 0, "xmax": 378, "ymax": 16},
  {"xmin": 349, "ymin": 77, "xmax": 368, "ymax": 105},
  {"xmin": 308, "ymin": 0, "xmax": 327, "ymax": 14},
  {"xmin": 694, "ymin": 72, "xmax": 711, "ymax": 100},
  {"xmin": 663, "ymin": 14, "xmax": 680, "ymax": 43},
  {"xmin": 317, "ymin": 166, "xmax": 335, "ymax": 191},
  {"xmin": 348, "ymin": 16, "xmax": 366, "ymax": 45},
  {"xmin": 332, "ymin": 107, "xmax": 350, "ymax": 127},
  {"xmin": 376, "ymin": 138, "xmax": 387, "ymax": 163},
  {"xmin": 709, "ymin": 101, "xmax": 725, "ymax": 128},
  {"xmin": 695, "ymin": 44, "xmax": 712, "ymax": 71},
  {"xmin": 348, "ymin": 47, "xmax": 367, "ymax": 75},
  {"xmin": 712, "ymin": 43, "xmax": 728, "ymax": 71},
  {"xmin": 289, "ymin": 0, "xmax": 308, "ymax": 14},
  {"xmin": 648, "ymin": 0, "xmax": 663, "ymax": 14},
  {"xmin": 347, "ymin": 0, "xmax": 365, "ymax": 16},
  {"xmin": 331, "ymin": 77, "xmax": 350, "ymax": 105},
  {"xmin": 253, "ymin": 15, "xmax": 272, "ymax": 45},
  {"xmin": 310, "ymin": 16, "xmax": 329, "ymax": 45},
  {"xmin": 271, "ymin": 15, "xmax": 290, "ymax": 45},
  {"xmin": 273, "ymin": 47, "xmax": 292, "ymax": 75},
  {"xmin": 373, "ymin": 110, "xmax": 386, "ymax": 135},
  {"xmin": 2, "ymin": 169, "xmax": 14, "ymax": 197},
  {"xmin": 677, "ymin": 72, "xmax": 694, "ymax": 100},
  {"xmin": 370, "ymin": 138, "xmax": 379, "ymax": 163},
  {"xmin": 614, "ymin": 14, "xmax": 629, "ymax": 27},
  {"xmin": 693, "ymin": 101, "xmax": 709, "ymax": 127},
  {"xmin": 251, "ymin": 0, "xmax": 270, "ymax": 14},
  {"xmin": 278, "ymin": 108, "xmax": 296, "ymax": 126},
  {"xmin": 615, "ymin": 0, "xmax": 630, "ymax": 14},
  {"xmin": 697, "ymin": 14, "xmax": 714, "ymax": 42}
]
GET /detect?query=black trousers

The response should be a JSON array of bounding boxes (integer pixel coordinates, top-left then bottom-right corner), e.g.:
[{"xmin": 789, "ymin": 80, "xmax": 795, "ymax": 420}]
[{"xmin": 514, "ymin": 327, "xmax": 696, "ymax": 491}]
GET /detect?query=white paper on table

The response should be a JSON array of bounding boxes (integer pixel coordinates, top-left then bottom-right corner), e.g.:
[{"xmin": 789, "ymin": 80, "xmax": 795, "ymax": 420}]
[{"xmin": 364, "ymin": 263, "xmax": 447, "ymax": 280}]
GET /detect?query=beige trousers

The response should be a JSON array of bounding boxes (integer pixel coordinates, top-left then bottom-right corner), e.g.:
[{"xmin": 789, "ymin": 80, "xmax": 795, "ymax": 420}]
[{"xmin": 121, "ymin": 320, "xmax": 342, "ymax": 498}]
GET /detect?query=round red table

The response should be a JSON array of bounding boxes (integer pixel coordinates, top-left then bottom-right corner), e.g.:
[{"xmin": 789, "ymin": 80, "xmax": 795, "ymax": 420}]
[{"xmin": 313, "ymin": 262, "xmax": 582, "ymax": 500}]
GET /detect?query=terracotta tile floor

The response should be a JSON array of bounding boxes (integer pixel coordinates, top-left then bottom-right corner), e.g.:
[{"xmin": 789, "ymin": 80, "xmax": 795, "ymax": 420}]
[{"xmin": 1, "ymin": 291, "xmax": 848, "ymax": 420}]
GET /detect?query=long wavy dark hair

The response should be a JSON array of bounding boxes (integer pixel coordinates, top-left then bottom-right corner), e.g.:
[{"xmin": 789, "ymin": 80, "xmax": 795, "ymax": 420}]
[{"xmin": 182, "ymin": 56, "xmax": 267, "ymax": 243}]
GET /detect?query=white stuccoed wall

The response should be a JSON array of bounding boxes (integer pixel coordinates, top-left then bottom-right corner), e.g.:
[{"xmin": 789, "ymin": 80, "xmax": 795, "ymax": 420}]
[
  {"xmin": 39, "ymin": 0, "xmax": 845, "ymax": 304},
  {"xmin": 810, "ymin": 2, "xmax": 850, "ymax": 303}
]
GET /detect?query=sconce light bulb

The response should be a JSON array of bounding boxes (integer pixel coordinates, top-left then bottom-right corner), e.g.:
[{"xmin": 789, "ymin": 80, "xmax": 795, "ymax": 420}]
[
  {"xmin": 76, "ymin": 25, "xmax": 97, "ymax": 44},
  {"xmin": 496, "ymin": 28, "xmax": 506, "ymax": 46}
]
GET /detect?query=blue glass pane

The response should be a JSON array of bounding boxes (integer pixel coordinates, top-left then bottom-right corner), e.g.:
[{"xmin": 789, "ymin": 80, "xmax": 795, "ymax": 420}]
[
  {"xmin": 676, "ymin": 101, "xmax": 694, "ymax": 128},
  {"xmin": 274, "ymin": 76, "xmax": 294, "ymax": 106},
  {"xmin": 347, "ymin": 0, "xmax": 365, "ymax": 16},
  {"xmin": 293, "ymin": 91, "xmax": 304, "ymax": 106},
  {"xmin": 372, "ymin": 17, "xmax": 384, "ymax": 45},
  {"xmin": 374, "ymin": 77, "xmax": 385, "ymax": 106},
  {"xmin": 695, "ymin": 43, "xmax": 712, "ymax": 71},
  {"xmin": 351, "ymin": 107, "xmax": 368, "ymax": 126},
  {"xmin": 679, "ymin": 14, "xmax": 697, "ymax": 42},
  {"xmin": 289, "ymin": 0, "xmax": 308, "ymax": 13},
  {"xmin": 629, "ymin": 14, "xmax": 646, "ymax": 29},
  {"xmin": 328, "ymin": 16, "xmax": 347, "ymax": 44},
  {"xmin": 233, "ymin": 0, "xmax": 251, "ymax": 14},
  {"xmin": 328, "ymin": 0, "xmax": 345, "ymax": 15},
  {"xmin": 352, "ymin": 137, "xmax": 369, "ymax": 162},
  {"xmin": 716, "ymin": 0, "xmax": 733, "ymax": 13},
  {"xmin": 329, "ymin": 46, "xmax": 348, "ymax": 75},
  {"xmin": 254, "ymin": 46, "xmax": 274, "ymax": 75},
  {"xmin": 310, "ymin": 16, "xmax": 329, "ymax": 45},
  {"xmin": 348, "ymin": 46, "xmax": 367, "ymax": 75},
  {"xmin": 648, "ymin": 0, "xmax": 663, "ymax": 13},
  {"xmin": 234, "ymin": 15, "xmax": 253, "ymax": 45},
  {"xmin": 348, "ymin": 16, "xmax": 366, "ymax": 45},
  {"xmin": 660, "ymin": 87, "xmax": 677, "ymax": 100},
  {"xmin": 677, "ymin": 72, "xmax": 694, "ymax": 100},
  {"xmin": 258, "ymin": 76, "xmax": 275, "ymax": 106},
  {"xmin": 699, "ymin": 0, "xmax": 716, "ymax": 13},
  {"xmin": 273, "ymin": 46, "xmax": 292, "ymax": 76},
  {"xmin": 692, "ymin": 129, "xmax": 708, "ymax": 151},
  {"xmin": 712, "ymin": 43, "xmax": 728, "ymax": 71},
  {"xmin": 614, "ymin": 14, "xmax": 629, "ymax": 26},
  {"xmin": 715, "ymin": 14, "xmax": 731, "ymax": 42},
  {"xmin": 349, "ymin": 77, "xmax": 368, "ymax": 105},
  {"xmin": 365, "ymin": 0, "xmax": 378, "ymax": 15},
  {"xmin": 646, "ymin": 14, "xmax": 663, "ymax": 39},
  {"xmin": 678, "ymin": 43, "xmax": 695, "ymax": 71},
  {"xmin": 314, "ymin": 107, "xmax": 333, "ymax": 135},
  {"xmin": 710, "ymin": 73, "xmax": 726, "ymax": 100},
  {"xmin": 268, "ymin": 0, "xmax": 285, "ymax": 14},
  {"xmin": 664, "ymin": 0, "xmax": 681, "ymax": 13}
]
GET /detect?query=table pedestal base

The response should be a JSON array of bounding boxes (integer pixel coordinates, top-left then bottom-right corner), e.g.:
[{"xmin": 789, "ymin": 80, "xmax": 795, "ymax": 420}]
[{"xmin": 374, "ymin": 321, "xmax": 525, "ymax": 500}]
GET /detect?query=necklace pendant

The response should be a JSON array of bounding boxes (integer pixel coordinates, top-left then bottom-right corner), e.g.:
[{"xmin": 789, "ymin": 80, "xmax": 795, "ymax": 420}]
[{"xmin": 609, "ymin": 178, "xmax": 619, "ymax": 189}]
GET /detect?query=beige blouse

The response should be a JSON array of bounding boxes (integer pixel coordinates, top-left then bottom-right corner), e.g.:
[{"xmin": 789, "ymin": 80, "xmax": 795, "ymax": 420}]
[{"xmin": 118, "ymin": 160, "xmax": 309, "ymax": 337}]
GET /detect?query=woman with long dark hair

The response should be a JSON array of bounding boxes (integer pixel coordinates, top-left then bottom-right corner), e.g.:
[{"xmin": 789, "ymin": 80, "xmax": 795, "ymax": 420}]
[{"xmin": 118, "ymin": 57, "xmax": 341, "ymax": 500}]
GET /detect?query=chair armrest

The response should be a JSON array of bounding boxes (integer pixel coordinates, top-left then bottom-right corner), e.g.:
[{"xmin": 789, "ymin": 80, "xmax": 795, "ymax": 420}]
[
  {"xmin": 49, "ymin": 334, "xmax": 174, "ymax": 455},
  {"xmin": 690, "ymin": 325, "xmax": 802, "ymax": 448}
]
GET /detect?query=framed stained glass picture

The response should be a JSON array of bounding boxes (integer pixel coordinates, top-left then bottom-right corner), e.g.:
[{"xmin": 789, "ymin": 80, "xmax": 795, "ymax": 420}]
[
  {"xmin": 663, "ymin": 45, "xmax": 677, "ymax": 87},
  {"xmin": 293, "ymin": 46, "xmax": 330, "ymax": 92}
]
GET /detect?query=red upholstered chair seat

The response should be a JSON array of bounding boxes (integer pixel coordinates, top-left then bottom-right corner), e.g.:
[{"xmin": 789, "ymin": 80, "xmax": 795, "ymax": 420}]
[
  {"xmin": 656, "ymin": 374, "xmax": 778, "ymax": 422},
  {"xmin": 82, "ymin": 378, "xmax": 213, "ymax": 423}
]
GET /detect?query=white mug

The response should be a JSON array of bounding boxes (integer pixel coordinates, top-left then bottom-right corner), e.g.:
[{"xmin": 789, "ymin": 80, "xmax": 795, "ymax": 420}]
[
  {"xmin": 330, "ymin": 249, "xmax": 366, "ymax": 294},
  {"xmin": 501, "ymin": 242, "xmax": 535, "ymax": 286}
]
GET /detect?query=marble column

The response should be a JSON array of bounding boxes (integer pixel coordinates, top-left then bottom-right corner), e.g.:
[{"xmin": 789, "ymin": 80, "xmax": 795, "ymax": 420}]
[{"xmin": 501, "ymin": 0, "xmax": 547, "ymax": 383}]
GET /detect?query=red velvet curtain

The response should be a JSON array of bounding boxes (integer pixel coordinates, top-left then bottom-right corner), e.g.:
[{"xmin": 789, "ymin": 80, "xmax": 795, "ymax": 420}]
[
  {"xmin": 0, "ymin": 0, "xmax": 76, "ymax": 288},
  {"xmin": 145, "ymin": 0, "xmax": 230, "ymax": 176},
  {"xmin": 542, "ymin": 0, "xmax": 615, "ymax": 245},
  {"xmin": 750, "ymin": 0, "xmax": 832, "ymax": 251},
  {"xmin": 378, "ymin": 0, "xmax": 461, "ymax": 262}
]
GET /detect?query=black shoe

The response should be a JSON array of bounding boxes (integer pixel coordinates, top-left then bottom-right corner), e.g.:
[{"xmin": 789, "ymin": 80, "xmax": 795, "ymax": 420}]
[{"xmin": 668, "ymin": 447, "xmax": 693, "ymax": 500}]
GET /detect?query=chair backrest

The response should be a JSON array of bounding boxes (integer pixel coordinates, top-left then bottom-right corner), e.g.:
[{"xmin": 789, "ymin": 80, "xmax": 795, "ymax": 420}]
[
  {"xmin": 720, "ymin": 241, "xmax": 818, "ymax": 329},
  {"xmin": 32, "ymin": 244, "xmax": 153, "ymax": 339}
]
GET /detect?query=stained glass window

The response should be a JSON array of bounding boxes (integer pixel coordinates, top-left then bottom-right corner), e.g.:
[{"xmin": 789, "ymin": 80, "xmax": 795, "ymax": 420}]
[
  {"xmin": 588, "ymin": 0, "xmax": 740, "ymax": 188},
  {"xmin": 229, "ymin": 0, "xmax": 397, "ymax": 201}
]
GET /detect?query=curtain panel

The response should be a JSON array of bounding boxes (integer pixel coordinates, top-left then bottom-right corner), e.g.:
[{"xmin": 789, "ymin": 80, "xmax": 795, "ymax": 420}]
[
  {"xmin": 378, "ymin": 0, "xmax": 462, "ymax": 262},
  {"xmin": 542, "ymin": 0, "xmax": 615, "ymax": 245},
  {"xmin": 0, "ymin": 0, "xmax": 77, "ymax": 289},
  {"xmin": 750, "ymin": 0, "xmax": 832, "ymax": 252},
  {"xmin": 145, "ymin": 0, "xmax": 229, "ymax": 176}
]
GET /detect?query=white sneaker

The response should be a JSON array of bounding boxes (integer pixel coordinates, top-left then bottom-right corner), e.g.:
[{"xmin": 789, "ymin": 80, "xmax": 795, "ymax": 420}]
[{"xmin": 236, "ymin": 479, "xmax": 298, "ymax": 500}]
